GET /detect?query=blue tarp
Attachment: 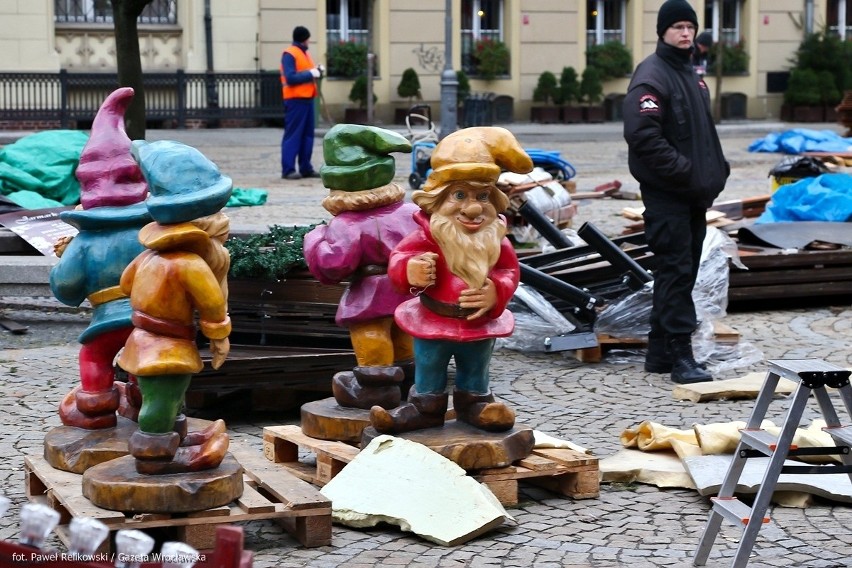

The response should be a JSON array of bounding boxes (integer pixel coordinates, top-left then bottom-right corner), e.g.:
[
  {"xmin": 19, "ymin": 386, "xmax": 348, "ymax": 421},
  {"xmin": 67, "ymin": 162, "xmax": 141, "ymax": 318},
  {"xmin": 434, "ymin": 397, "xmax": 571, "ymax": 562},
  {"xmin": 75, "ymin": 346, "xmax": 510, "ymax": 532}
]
[
  {"xmin": 748, "ymin": 128, "xmax": 852, "ymax": 154},
  {"xmin": 756, "ymin": 173, "xmax": 852, "ymax": 223}
]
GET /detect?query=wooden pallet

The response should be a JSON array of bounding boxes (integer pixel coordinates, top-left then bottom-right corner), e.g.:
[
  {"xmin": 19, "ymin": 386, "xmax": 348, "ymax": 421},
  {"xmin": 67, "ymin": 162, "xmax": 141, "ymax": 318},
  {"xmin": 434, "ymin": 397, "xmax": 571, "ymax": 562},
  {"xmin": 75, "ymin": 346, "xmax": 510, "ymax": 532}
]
[
  {"xmin": 23, "ymin": 440, "xmax": 332, "ymax": 551},
  {"xmin": 574, "ymin": 321, "xmax": 740, "ymax": 363},
  {"xmin": 262, "ymin": 425, "xmax": 599, "ymax": 506}
]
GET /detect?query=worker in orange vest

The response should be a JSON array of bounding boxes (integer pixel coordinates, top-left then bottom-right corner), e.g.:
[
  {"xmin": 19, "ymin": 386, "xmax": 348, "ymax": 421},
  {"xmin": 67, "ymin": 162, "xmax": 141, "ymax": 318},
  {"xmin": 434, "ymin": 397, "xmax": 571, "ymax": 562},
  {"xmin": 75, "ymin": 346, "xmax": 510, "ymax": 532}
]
[{"xmin": 280, "ymin": 26, "xmax": 324, "ymax": 180}]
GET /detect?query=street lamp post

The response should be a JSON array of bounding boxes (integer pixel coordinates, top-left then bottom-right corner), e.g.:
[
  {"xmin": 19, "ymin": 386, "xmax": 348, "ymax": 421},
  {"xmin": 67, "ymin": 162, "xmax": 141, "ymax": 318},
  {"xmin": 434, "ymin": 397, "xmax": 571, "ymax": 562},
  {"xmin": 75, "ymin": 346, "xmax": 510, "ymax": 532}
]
[{"xmin": 439, "ymin": 0, "xmax": 458, "ymax": 139}]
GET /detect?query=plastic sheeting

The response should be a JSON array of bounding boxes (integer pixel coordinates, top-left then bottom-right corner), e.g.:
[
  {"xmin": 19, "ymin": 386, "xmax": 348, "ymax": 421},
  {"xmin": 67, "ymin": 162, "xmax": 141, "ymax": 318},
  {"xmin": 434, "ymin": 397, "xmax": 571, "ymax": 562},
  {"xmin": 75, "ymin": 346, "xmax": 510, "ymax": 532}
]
[
  {"xmin": 0, "ymin": 130, "xmax": 88, "ymax": 205},
  {"xmin": 496, "ymin": 284, "xmax": 576, "ymax": 352},
  {"xmin": 592, "ymin": 228, "xmax": 762, "ymax": 373},
  {"xmin": 756, "ymin": 173, "xmax": 852, "ymax": 223},
  {"xmin": 0, "ymin": 131, "xmax": 268, "ymax": 211},
  {"xmin": 748, "ymin": 128, "xmax": 852, "ymax": 154}
]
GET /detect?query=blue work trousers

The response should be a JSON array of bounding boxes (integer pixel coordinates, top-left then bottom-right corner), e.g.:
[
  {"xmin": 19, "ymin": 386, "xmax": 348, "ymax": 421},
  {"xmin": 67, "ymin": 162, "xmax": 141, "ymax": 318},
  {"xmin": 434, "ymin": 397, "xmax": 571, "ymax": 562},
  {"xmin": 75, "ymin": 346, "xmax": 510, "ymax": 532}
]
[{"xmin": 281, "ymin": 97, "xmax": 315, "ymax": 176}]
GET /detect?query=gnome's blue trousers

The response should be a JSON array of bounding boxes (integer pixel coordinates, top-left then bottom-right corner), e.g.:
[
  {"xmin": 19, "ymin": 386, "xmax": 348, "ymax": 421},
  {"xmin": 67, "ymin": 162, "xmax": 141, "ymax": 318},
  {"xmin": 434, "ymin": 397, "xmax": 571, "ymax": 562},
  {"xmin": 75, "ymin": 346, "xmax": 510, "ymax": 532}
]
[
  {"xmin": 413, "ymin": 337, "xmax": 494, "ymax": 395},
  {"xmin": 281, "ymin": 97, "xmax": 315, "ymax": 176}
]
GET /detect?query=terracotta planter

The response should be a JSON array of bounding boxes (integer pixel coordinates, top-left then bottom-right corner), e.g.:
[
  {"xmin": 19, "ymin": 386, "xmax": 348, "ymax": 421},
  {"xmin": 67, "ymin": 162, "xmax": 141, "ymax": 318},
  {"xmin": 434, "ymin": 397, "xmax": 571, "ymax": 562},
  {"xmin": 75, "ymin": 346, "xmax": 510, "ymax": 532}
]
[
  {"xmin": 560, "ymin": 106, "xmax": 583, "ymax": 124},
  {"xmin": 583, "ymin": 105, "xmax": 606, "ymax": 123},
  {"xmin": 530, "ymin": 106, "xmax": 560, "ymax": 124},
  {"xmin": 791, "ymin": 105, "xmax": 823, "ymax": 123},
  {"xmin": 344, "ymin": 108, "xmax": 369, "ymax": 124}
]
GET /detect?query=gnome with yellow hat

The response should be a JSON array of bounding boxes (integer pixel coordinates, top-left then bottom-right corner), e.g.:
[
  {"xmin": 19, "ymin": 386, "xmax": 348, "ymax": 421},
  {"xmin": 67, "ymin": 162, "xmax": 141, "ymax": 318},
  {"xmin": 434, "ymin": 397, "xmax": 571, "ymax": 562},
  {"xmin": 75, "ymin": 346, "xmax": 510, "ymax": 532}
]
[
  {"xmin": 370, "ymin": 127, "xmax": 533, "ymax": 434},
  {"xmin": 117, "ymin": 139, "xmax": 233, "ymax": 475},
  {"xmin": 303, "ymin": 124, "xmax": 419, "ymax": 412}
]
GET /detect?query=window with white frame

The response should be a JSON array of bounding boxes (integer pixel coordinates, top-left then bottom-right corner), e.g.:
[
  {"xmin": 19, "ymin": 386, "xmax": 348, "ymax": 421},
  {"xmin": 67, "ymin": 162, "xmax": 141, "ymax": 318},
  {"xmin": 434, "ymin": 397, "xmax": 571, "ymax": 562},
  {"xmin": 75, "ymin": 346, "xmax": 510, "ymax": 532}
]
[
  {"xmin": 461, "ymin": 0, "xmax": 504, "ymax": 75},
  {"xmin": 54, "ymin": 0, "xmax": 177, "ymax": 24},
  {"xmin": 827, "ymin": 0, "xmax": 851, "ymax": 40},
  {"xmin": 586, "ymin": 0, "xmax": 626, "ymax": 46},
  {"xmin": 704, "ymin": 0, "xmax": 742, "ymax": 45},
  {"xmin": 326, "ymin": 0, "xmax": 369, "ymax": 45}
]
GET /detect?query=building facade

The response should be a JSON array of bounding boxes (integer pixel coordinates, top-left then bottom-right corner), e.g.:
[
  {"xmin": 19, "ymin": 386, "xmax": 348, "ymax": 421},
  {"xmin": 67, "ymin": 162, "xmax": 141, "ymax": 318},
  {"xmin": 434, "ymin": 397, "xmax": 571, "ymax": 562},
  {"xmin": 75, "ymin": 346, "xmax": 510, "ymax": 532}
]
[{"xmin": 1, "ymin": 1, "xmax": 849, "ymax": 125}]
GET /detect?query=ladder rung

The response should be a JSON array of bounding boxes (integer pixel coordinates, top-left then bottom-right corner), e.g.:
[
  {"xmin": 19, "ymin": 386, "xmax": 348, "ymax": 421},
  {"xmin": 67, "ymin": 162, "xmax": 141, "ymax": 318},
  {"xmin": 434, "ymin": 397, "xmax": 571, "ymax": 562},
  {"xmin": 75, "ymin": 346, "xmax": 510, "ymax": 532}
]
[
  {"xmin": 823, "ymin": 425, "xmax": 852, "ymax": 446},
  {"xmin": 739, "ymin": 429, "xmax": 798, "ymax": 455},
  {"xmin": 711, "ymin": 497, "xmax": 769, "ymax": 526}
]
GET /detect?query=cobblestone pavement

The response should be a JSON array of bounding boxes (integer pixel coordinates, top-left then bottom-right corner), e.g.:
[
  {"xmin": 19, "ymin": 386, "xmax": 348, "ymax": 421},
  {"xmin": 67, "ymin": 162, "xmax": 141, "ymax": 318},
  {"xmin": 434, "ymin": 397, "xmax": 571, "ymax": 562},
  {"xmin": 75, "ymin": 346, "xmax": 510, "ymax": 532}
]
[{"xmin": 0, "ymin": 122, "xmax": 850, "ymax": 567}]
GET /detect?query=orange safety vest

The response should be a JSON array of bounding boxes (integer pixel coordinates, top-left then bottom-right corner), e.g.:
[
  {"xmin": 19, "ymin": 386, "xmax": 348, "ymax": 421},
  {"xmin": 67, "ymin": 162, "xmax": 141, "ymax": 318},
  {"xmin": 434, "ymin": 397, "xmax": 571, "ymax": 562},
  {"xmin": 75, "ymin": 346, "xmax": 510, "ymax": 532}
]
[{"xmin": 280, "ymin": 45, "xmax": 317, "ymax": 100}]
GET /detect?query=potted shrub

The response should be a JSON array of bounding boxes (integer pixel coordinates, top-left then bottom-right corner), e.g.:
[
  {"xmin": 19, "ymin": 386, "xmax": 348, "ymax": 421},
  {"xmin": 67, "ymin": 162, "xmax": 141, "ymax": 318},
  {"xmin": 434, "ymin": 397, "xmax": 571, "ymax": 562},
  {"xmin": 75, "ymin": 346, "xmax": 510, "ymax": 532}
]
[
  {"xmin": 559, "ymin": 66, "xmax": 583, "ymax": 124},
  {"xmin": 784, "ymin": 68, "xmax": 823, "ymax": 122},
  {"xmin": 326, "ymin": 41, "xmax": 369, "ymax": 78},
  {"xmin": 395, "ymin": 67, "xmax": 422, "ymax": 124},
  {"xmin": 345, "ymin": 75, "xmax": 377, "ymax": 124},
  {"xmin": 585, "ymin": 41, "xmax": 633, "ymax": 80},
  {"xmin": 472, "ymin": 38, "xmax": 510, "ymax": 80},
  {"xmin": 580, "ymin": 66, "xmax": 605, "ymax": 123},
  {"xmin": 817, "ymin": 70, "xmax": 842, "ymax": 122},
  {"xmin": 530, "ymin": 71, "xmax": 561, "ymax": 123}
]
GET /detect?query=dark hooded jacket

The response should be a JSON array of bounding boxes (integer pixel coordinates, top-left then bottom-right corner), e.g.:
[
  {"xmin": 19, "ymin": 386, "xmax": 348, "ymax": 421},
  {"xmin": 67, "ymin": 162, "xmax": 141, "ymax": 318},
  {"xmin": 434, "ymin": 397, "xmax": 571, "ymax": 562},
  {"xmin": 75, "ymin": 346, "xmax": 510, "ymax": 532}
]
[{"xmin": 623, "ymin": 40, "xmax": 729, "ymax": 209}]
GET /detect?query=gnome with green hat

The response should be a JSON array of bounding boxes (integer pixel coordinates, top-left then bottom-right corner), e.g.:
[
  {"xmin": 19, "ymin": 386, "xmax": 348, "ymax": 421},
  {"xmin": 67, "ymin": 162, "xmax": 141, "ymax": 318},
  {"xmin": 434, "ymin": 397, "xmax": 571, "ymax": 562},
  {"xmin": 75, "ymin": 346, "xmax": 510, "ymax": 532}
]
[{"xmin": 303, "ymin": 124, "xmax": 419, "ymax": 411}]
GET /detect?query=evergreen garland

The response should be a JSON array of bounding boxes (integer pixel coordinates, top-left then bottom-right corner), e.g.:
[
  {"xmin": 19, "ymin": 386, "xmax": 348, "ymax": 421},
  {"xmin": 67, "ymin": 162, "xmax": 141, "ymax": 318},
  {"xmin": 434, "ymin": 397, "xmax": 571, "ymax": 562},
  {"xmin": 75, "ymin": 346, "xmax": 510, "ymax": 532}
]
[{"xmin": 225, "ymin": 224, "xmax": 319, "ymax": 280}]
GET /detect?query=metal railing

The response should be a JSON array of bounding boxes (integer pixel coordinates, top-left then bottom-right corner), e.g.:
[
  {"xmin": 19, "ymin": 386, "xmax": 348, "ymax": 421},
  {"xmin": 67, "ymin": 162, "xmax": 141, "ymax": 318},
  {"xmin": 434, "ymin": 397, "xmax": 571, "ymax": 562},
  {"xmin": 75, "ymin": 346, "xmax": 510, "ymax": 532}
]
[
  {"xmin": 54, "ymin": 0, "xmax": 177, "ymax": 25},
  {"xmin": 0, "ymin": 70, "xmax": 283, "ymax": 127}
]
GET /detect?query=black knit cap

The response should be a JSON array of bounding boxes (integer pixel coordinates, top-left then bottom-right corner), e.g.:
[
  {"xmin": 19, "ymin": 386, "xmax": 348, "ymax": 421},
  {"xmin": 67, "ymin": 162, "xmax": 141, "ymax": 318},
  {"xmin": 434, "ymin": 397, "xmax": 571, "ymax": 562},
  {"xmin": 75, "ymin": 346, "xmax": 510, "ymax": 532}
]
[
  {"xmin": 293, "ymin": 26, "xmax": 310, "ymax": 43},
  {"xmin": 656, "ymin": 0, "xmax": 698, "ymax": 38}
]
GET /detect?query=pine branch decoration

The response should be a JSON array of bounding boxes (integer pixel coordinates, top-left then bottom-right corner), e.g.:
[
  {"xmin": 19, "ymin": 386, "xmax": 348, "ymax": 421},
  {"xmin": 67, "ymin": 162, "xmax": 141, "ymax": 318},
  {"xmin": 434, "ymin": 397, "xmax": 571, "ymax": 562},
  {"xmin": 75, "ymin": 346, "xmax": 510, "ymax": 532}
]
[{"xmin": 225, "ymin": 224, "xmax": 319, "ymax": 280}]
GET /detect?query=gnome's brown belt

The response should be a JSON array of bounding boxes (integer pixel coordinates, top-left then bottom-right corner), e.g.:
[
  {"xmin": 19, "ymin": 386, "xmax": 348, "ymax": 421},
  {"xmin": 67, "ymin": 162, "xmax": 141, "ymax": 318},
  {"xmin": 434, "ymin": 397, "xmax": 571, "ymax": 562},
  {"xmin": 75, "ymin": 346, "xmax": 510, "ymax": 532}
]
[
  {"xmin": 420, "ymin": 294, "xmax": 477, "ymax": 319},
  {"xmin": 354, "ymin": 264, "xmax": 387, "ymax": 279},
  {"xmin": 132, "ymin": 311, "xmax": 196, "ymax": 341}
]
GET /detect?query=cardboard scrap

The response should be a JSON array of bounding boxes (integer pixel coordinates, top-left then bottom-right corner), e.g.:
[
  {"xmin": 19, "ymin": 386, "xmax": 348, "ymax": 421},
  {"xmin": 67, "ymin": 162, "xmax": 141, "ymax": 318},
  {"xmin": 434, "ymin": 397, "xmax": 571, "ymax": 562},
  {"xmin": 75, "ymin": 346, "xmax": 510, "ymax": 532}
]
[
  {"xmin": 673, "ymin": 371, "xmax": 798, "ymax": 403},
  {"xmin": 683, "ymin": 454, "xmax": 852, "ymax": 506},
  {"xmin": 319, "ymin": 435, "xmax": 512, "ymax": 547},
  {"xmin": 533, "ymin": 430, "xmax": 591, "ymax": 454},
  {"xmin": 600, "ymin": 449, "xmax": 696, "ymax": 489}
]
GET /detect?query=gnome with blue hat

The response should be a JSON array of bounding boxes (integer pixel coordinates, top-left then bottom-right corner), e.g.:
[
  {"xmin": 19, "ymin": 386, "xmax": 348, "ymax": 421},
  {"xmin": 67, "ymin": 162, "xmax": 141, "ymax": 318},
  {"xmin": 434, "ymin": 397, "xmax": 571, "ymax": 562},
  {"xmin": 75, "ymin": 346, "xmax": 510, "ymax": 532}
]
[
  {"xmin": 117, "ymin": 140, "xmax": 234, "ymax": 475},
  {"xmin": 303, "ymin": 124, "xmax": 419, "ymax": 418},
  {"xmin": 49, "ymin": 87, "xmax": 151, "ymax": 441}
]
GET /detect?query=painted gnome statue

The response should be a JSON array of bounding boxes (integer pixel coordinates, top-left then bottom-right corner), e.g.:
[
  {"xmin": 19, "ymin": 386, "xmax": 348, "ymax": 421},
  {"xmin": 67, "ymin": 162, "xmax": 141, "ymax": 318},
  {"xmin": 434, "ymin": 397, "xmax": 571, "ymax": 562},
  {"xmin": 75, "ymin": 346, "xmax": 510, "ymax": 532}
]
[
  {"xmin": 370, "ymin": 127, "xmax": 533, "ymax": 434},
  {"xmin": 49, "ymin": 87, "xmax": 150, "ymax": 431},
  {"xmin": 303, "ymin": 124, "xmax": 418, "ymax": 410},
  {"xmin": 118, "ymin": 140, "xmax": 233, "ymax": 475}
]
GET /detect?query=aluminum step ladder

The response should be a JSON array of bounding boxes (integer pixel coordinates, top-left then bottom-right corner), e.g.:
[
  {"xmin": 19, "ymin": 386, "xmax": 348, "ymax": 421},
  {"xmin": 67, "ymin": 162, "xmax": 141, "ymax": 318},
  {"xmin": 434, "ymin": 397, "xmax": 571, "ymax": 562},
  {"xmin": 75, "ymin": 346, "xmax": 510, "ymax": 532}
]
[{"xmin": 693, "ymin": 359, "xmax": 852, "ymax": 568}]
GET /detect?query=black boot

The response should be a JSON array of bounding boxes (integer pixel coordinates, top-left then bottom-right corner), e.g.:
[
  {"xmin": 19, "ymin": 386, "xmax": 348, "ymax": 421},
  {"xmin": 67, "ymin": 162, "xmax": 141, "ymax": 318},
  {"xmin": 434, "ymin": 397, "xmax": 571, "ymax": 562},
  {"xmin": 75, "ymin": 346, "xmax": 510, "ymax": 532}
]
[
  {"xmin": 644, "ymin": 332, "xmax": 672, "ymax": 373},
  {"xmin": 668, "ymin": 335, "xmax": 713, "ymax": 384}
]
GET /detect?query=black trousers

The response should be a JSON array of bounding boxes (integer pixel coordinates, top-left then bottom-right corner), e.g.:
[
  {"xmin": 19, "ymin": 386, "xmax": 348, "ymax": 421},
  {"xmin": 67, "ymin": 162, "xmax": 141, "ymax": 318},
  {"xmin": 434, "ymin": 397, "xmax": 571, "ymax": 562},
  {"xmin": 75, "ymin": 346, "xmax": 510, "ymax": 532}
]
[{"xmin": 642, "ymin": 193, "xmax": 706, "ymax": 339}]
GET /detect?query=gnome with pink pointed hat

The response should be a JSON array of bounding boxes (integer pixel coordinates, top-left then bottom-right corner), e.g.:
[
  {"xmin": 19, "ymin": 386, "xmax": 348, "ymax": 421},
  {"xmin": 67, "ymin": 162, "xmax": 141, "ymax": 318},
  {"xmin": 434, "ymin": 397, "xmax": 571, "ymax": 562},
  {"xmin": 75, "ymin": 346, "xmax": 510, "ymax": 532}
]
[{"xmin": 49, "ymin": 87, "xmax": 151, "ymax": 433}]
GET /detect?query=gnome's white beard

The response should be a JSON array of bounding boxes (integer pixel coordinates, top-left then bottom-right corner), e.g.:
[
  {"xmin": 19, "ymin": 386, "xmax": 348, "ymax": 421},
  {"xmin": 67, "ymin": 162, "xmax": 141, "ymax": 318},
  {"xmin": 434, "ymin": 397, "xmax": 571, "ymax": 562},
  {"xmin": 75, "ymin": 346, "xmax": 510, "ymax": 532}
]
[{"xmin": 429, "ymin": 213, "xmax": 506, "ymax": 290}]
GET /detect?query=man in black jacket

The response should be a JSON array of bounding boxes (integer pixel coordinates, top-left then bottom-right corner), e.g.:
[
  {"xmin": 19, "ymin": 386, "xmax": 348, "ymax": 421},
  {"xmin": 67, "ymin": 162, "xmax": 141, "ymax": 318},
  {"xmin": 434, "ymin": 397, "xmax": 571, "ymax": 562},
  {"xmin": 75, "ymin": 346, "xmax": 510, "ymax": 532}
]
[{"xmin": 623, "ymin": 0, "xmax": 729, "ymax": 384}]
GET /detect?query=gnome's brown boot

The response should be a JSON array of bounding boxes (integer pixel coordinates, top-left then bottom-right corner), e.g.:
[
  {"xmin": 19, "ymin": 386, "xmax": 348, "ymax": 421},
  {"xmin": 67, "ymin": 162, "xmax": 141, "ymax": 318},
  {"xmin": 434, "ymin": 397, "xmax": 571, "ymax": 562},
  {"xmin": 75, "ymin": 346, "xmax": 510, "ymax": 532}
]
[
  {"xmin": 181, "ymin": 419, "xmax": 227, "ymax": 447},
  {"xmin": 332, "ymin": 366, "xmax": 403, "ymax": 410},
  {"xmin": 395, "ymin": 359, "xmax": 415, "ymax": 401},
  {"xmin": 58, "ymin": 385, "xmax": 120, "ymax": 429},
  {"xmin": 129, "ymin": 430, "xmax": 180, "ymax": 475},
  {"xmin": 370, "ymin": 386, "xmax": 448, "ymax": 434},
  {"xmin": 453, "ymin": 389, "xmax": 515, "ymax": 432},
  {"xmin": 116, "ymin": 378, "xmax": 142, "ymax": 422}
]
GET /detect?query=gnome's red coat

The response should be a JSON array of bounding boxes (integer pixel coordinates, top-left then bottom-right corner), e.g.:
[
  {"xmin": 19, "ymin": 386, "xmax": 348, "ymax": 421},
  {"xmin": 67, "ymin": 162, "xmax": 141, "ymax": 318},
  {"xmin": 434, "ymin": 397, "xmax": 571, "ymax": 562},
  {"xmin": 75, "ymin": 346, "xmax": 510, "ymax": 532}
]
[{"xmin": 389, "ymin": 210, "xmax": 519, "ymax": 341}]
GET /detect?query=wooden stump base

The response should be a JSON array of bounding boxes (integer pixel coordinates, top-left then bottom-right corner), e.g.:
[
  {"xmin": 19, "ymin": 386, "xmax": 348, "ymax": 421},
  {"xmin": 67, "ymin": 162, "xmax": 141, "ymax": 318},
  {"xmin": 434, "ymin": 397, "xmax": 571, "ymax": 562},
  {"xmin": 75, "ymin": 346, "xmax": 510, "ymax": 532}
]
[
  {"xmin": 361, "ymin": 420, "xmax": 535, "ymax": 470},
  {"xmin": 300, "ymin": 396, "xmax": 457, "ymax": 443},
  {"xmin": 82, "ymin": 454, "xmax": 244, "ymax": 513},
  {"xmin": 43, "ymin": 416, "xmax": 137, "ymax": 474},
  {"xmin": 300, "ymin": 398, "xmax": 375, "ymax": 443}
]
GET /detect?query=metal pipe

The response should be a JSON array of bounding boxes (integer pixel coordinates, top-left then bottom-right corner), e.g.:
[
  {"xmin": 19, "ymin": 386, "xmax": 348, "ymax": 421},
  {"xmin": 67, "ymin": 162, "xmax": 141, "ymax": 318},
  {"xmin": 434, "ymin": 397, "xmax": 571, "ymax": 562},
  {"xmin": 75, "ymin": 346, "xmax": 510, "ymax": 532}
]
[
  {"xmin": 518, "ymin": 200, "xmax": 574, "ymax": 250},
  {"xmin": 577, "ymin": 221, "xmax": 652, "ymax": 291},
  {"xmin": 439, "ymin": 0, "xmax": 458, "ymax": 139},
  {"xmin": 804, "ymin": 0, "xmax": 814, "ymax": 35},
  {"xmin": 519, "ymin": 264, "xmax": 599, "ymax": 314}
]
